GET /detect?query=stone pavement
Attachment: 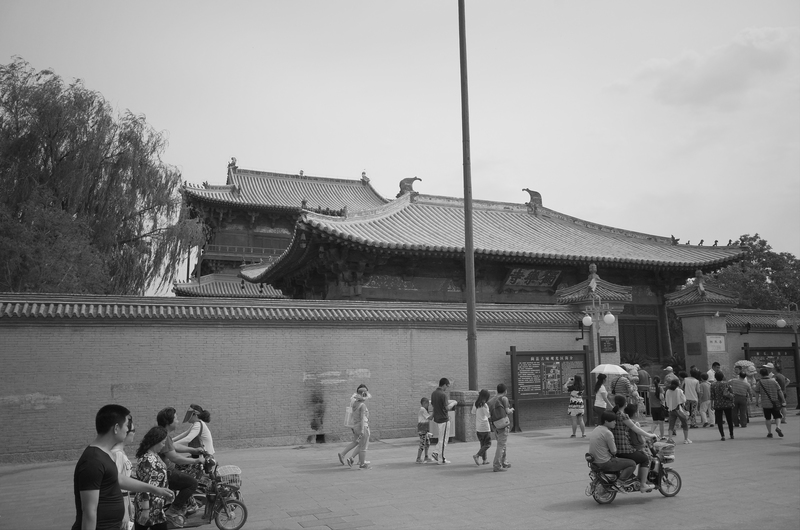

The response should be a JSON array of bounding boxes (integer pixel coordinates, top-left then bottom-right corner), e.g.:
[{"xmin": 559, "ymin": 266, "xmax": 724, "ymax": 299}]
[{"xmin": 1, "ymin": 420, "xmax": 798, "ymax": 530}]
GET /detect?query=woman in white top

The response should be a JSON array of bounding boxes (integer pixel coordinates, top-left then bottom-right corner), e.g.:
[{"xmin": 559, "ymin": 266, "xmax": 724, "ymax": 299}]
[
  {"xmin": 592, "ymin": 374, "xmax": 614, "ymax": 425},
  {"xmin": 112, "ymin": 423, "xmax": 136, "ymax": 530},
  {"xmin": 471, "ymin": 389, "xmax": 492, "ymax": 465},
  {"xmin": 174, "ymin": 404, "xmax": 215, "ymax": 455}
]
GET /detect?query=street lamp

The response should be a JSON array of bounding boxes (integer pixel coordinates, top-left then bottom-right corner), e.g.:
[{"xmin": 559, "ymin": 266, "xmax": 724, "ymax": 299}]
[
  {"xmin": 776, "ymin": 302, "xmax": 800, "ymax": 412},
  {"xmin": 582, "ymin": 293, "xmax": 616, "ymax": 327}
]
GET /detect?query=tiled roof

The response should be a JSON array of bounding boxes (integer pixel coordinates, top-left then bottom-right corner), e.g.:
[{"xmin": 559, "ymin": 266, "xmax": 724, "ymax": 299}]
[
  {"xmin": 0, "ymin": 294, "xmax": 582, "ymax": 326},
  {"xmin": 242, "ymin": 193, "xmax": 746, "ymax": 283},
  {"xmin": 173, "ymin": 274, "xmax": 287, "ymax": 299},
  {"xmin": 664, "ymin": 283, "xmax": 739, "ymax": 307},
  {"xmin": 726, "ymin": 309, "xmax": 784, "ymax": 329},
  {"xmin": 556, "ymin": 275, "xmax": 633, "ymax": 304},
  {"xmin": 182, "ymin": 168, "xmax": 388, "ymax": 213}
]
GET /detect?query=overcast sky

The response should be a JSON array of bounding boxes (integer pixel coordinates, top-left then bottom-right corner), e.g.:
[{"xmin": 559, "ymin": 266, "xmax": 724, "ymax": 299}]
[{"xmin": 2, "ymin": 1, "xmax": 798, "ymax": 262}]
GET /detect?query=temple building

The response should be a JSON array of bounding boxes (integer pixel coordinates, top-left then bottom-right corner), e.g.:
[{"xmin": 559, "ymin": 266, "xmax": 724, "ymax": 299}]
[{"xmin": 179, "ymin": 159, "xmax": 746, "ymax": 363}]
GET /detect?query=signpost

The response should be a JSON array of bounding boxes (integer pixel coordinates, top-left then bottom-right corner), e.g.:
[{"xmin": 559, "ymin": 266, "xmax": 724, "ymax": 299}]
[{"xmin": 507, "ymin": 346, "xmax": 590, "ymax": 431}]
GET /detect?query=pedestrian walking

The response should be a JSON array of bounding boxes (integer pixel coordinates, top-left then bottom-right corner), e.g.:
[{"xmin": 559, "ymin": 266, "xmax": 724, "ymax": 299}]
[
  {"xmin": 416, "ymin": 397, "xmax": 433, "ymax": 463},
  {"xmin": 664, "ymin": 379, "xmax": 692, "ymax": 444},
  {"xmin": 565, "ymin": 375, "xmax": 586, "ymax": 437},
  {"xmin": 471, "ymin": 389, "xmax": 492, "ymax": 466},
  {"xmin": 710, "ymin": 371, "xmax": 735, "ymax": 441},
  {"xmin": 755, "ymin": 367, "xmax": 786, "ymax": 438},
  {"xmin": 351, "ymin": 386, "xmax": 372, "ymax": 469},
  {"xmin": 729, "ymin": 371, "xmax": 754, "ymax": 428},
  {"xmin": 648, "ymin": 376, "xmax": 666, "ymax": 440},
  {"xmin": 489, "ymin": 384, "xmax": 514, "ymax": 472},
  {"xmin": 593, "ymin": 374, "xmax": 613, "ymax": 425},
  {"xmin": 698, "ymin": 373, "xmax": 712, "ymax": 427},
  {"xmin": 338, "ymin": 384, "xmax": 369, "ymax": 466},
  {"xmin": 431, "ymin": 378, "xmax": 454, "ymax": 465}
]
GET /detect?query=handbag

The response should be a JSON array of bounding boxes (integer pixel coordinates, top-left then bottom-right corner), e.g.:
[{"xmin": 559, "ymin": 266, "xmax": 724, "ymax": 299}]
[
  {"xmin": 758, "ymin": 380, "xmax": 781, "ymax": 409},
  {"xmin": 492, "ymin": 416, "xmax": 510, "ymax": 430},
  {"xmin": 722, "ymin": 383, "xmax": 734, "ymax": 400}
]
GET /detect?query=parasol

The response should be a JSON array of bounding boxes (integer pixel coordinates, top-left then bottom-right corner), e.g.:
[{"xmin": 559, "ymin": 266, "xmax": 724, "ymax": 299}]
[{"xmin": 591, "ymin": 364, "xmax": 628, "ymax": 375}]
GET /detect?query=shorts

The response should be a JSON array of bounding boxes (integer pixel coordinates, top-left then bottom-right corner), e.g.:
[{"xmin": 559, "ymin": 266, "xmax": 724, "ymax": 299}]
[
  {"xmin": 650, "ymin": 407, "xmax": 665, "ymax": 422},
  {"xmin": 763, "ymin": 408, "xmax": 782, "ymax": 421}
]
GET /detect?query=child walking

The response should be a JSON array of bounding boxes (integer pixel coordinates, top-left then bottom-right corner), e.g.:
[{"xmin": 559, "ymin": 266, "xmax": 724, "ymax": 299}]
[
  {"xmin": 471, "ymin": 389, "xmax": 492, "ymax": 465},
  {"xmin": 416, "ymin": 397, "xmax": 433, "ymax": 463}
]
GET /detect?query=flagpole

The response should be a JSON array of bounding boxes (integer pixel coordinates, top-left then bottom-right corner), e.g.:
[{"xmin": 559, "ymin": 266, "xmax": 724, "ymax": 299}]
[{"xmin": 458, "ymin": 0, "xmax": 478, "ymax": 391}]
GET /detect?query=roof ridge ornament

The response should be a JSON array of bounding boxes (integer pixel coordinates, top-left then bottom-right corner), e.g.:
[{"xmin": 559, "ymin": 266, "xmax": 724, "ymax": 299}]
[
  {"xmin": 397, "ymin": 176, "xmax": 421, "ymax": 198},
  {"xmin": 522, "ymin": 188, "xmax": 542, "ymax": 216}
]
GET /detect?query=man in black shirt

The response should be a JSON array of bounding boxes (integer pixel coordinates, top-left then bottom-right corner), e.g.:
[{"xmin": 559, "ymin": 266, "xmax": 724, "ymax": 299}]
[{"xmin": 431, "ymin": 378, "xmax": 452, "ymax": 464}]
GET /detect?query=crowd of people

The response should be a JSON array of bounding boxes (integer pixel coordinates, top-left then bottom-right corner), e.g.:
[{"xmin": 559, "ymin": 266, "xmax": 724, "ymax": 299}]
[
  {"xmin": 334, "ymin": 360, "xmax": 789, "ymax": 482},
  {"xmin": 72, "ymin": 403, "xmax": 214, "ymax": 530},
  {"xmin": 582, "ymin": 360, "xmax": 791, "ymax": 492}
]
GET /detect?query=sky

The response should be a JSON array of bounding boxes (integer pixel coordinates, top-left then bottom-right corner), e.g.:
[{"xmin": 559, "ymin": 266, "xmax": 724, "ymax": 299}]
[{"xmin": 2, "ymin": 1, "xmax": 799, "ymax": 267}]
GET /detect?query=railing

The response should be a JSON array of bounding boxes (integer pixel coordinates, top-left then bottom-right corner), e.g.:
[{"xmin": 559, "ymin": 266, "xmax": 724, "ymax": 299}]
[{"xmin": 203, "ymin": 245, "xmax": 285, "ymax": 257}]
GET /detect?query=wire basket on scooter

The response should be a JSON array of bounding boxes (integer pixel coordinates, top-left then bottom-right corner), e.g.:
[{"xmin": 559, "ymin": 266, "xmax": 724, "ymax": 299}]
[
  {"xmin": 217, "ymin": 465, "xmax": 242, "ymax": 487},
  {"xmin": 653, "ymin": 441, "xmax": 675, "ymax": 463}
]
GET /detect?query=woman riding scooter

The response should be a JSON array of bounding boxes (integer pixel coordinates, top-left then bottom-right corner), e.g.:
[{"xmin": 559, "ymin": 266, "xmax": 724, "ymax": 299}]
[{"xmin": 611, "ymin": 394, "xmax": 658, "ymax": 492}]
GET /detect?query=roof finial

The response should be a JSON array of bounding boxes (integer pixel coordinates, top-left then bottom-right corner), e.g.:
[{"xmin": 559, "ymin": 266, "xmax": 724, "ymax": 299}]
[
  {"xmin": 361, "ymin": 170, "xmax": 370, "ymax": 184},
  {"xmin": 522, "ymin": 188, "xmax": 542, "ymax": 206},
  {"xmin": 299, "ymin": 170, "xmax": 304, "ymax": 177},
  {"xmin": 228, "ymin": 157, "xmax": 237, "ymax": 169},
  {"xmin": 397, "ymin": 176, "xmax": 421, "ymax": 198}
]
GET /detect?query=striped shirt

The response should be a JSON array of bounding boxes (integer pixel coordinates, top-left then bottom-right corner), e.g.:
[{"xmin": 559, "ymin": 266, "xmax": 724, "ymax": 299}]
[
  {"xmin": 728, "ymin": 377, "xmax": 754, "ymax": 398},
  {"xmin": 756, "ymin": 378, "xmax": 784, "ymax": 408}
]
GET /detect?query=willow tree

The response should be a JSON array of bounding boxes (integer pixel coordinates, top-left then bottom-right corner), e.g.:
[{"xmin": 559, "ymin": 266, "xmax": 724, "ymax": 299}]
[{"xmin": 0, "ymin": 57, "xmax": 204, "ymax": 295}]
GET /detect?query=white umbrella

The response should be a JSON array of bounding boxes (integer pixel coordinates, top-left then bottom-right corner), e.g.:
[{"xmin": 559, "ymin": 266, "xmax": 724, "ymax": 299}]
[{"xmin": 591, "ymin": 364, "xmax": 628, "ymax": 375}]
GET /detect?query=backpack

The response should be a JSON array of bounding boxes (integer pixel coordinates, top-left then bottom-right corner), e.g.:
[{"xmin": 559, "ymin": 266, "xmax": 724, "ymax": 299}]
[{"xmin": 344, "ymin": 401, "xmax": 355, "ymax": 428}]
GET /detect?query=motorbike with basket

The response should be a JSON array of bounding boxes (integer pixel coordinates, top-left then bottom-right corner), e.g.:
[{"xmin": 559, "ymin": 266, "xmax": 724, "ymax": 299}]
[
  {"xmin": 585, "ymin": 438, "xmax": 681, "ymax": 504},
  {"xmin": 170, "ymin": 449, "xmax": 247, "ymax": 530}
]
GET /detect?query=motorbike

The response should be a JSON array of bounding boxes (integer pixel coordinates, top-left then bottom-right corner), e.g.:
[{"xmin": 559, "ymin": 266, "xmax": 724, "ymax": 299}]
[
  {"xmin": 170, "ymin": 450, "xmax": 247, "ymax": 530},
  {"xmin": 585, "ymin": 438, "xmax": 682, "ymax": 505}
]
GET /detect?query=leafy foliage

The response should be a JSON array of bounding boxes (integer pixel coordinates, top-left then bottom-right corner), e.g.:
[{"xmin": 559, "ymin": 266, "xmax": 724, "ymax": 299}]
[
  {"xmin": 620, "ymin": 351, "xmax": 657, "ymax": 369},
  {"xmin": 706, "ymin": 234, "xmax": 799, "ymax": 310},
  {"xmin": 0, "ymin": 58, "xmax": 204, "ymax": 294}
]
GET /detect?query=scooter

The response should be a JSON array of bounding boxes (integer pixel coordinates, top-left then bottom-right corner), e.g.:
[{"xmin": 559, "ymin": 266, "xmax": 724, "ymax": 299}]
[
  {"xmin": 584, "ymin": 438, "xmax": 682, "ymax": 504},
  {"xmin": 169, "ymin": 450, "xmax": 247, "ymax": 529}
]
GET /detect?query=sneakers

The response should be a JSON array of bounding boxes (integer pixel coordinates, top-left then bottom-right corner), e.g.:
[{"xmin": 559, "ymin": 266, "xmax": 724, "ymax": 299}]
[
  {"xmin": 165, "ymin": 509, "xmax": 186, "ymax": 528},
  {"xmin": 346, "ymin": 457, "xmax": 354, "ymax": 467},
  {"xmin": 640, "ymin": 482, "xmax": 655, "ymax": 493},
  {"xmin": 776, "ymin": 428, "xmax": 784, "ymax": 437},
  {"xmin": 482, "ymin": 460, "xmax": 490, "ymax": 465},
  {"xmin": 359, "ymin": 463, "xmax": 371, "ymax": 470},
  {"xmin": 423, "ymin": 457, "xmax": 434, "ymax": 463},
  {"xmin": 431, "ymin": 452, "xmax": 439, "ymax": 462},
  {"xmin": 659, "ymin": 436, "xmax": 667, "ymax": 441},
  {"xmin": 473, "ymin": 454, "xmax": 480, "ymax": 466},
  {"xmin": 502, "ymin": 462, "xmax": 511, "ymax": 469},
  {"xmin": 439, "ymin": 459, "xmax": 451, "ymax": 465},
  {"xmin": 581, "ymin": 434, "xmax": 587, "ymax": 438},
  {"xmin": 338, "ymin": 453, "xmax": 345, "ymax": 466},
  {"xmin": 416, "ymin": 458, "xmax": 424, "ymax": 464},
  {"xmin": 721, "ymin": 436, "xmax": 725, "ymax": 441},
  {"xmin": 730, "ymin": 434, "xmax": 734, "ymax": 439},
  {"xmin": 702, "ymin": 422, "xmax": 709, "ymax": 428},
  {"xmin": 570, "ymin": 434, "xmax": 576, "ymax": 438},
  {"xmin": 683, "ymin": 439, "xmax": 692, "ymax": 444},
  {"xmin": 493, "ymin": 467, "xmax": 507, "ymax": 472},
  {"xmin": 767, "ymin": 433, "xmax": 774, "ymax": 438}
]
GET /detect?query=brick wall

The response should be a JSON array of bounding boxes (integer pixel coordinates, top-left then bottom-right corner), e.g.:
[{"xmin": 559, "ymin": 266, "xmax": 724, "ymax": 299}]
[{"xmin": 0, "ymin": 315, "xmax": 581, "ymax": 462}]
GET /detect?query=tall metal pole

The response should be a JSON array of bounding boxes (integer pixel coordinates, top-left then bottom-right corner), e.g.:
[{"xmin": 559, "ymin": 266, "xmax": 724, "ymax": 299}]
[{"xmin": 458, "ymin": 0, "xmax": 478, "ymax": 391}]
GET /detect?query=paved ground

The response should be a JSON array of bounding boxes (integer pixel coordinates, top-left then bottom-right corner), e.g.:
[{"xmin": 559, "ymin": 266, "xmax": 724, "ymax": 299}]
[{"xmin": 1, "ymin": 419, "xmax": 798, "ymax": 530}]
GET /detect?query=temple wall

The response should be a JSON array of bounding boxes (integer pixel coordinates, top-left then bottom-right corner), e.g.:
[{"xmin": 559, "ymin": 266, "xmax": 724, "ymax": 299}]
[
  {"xmin": 0, "ymin": 312, "xmax": 581, "ymax": 463},
  {"xmin": 2, "ymin": 298, "xmax": 796, "ymax": 463}
]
